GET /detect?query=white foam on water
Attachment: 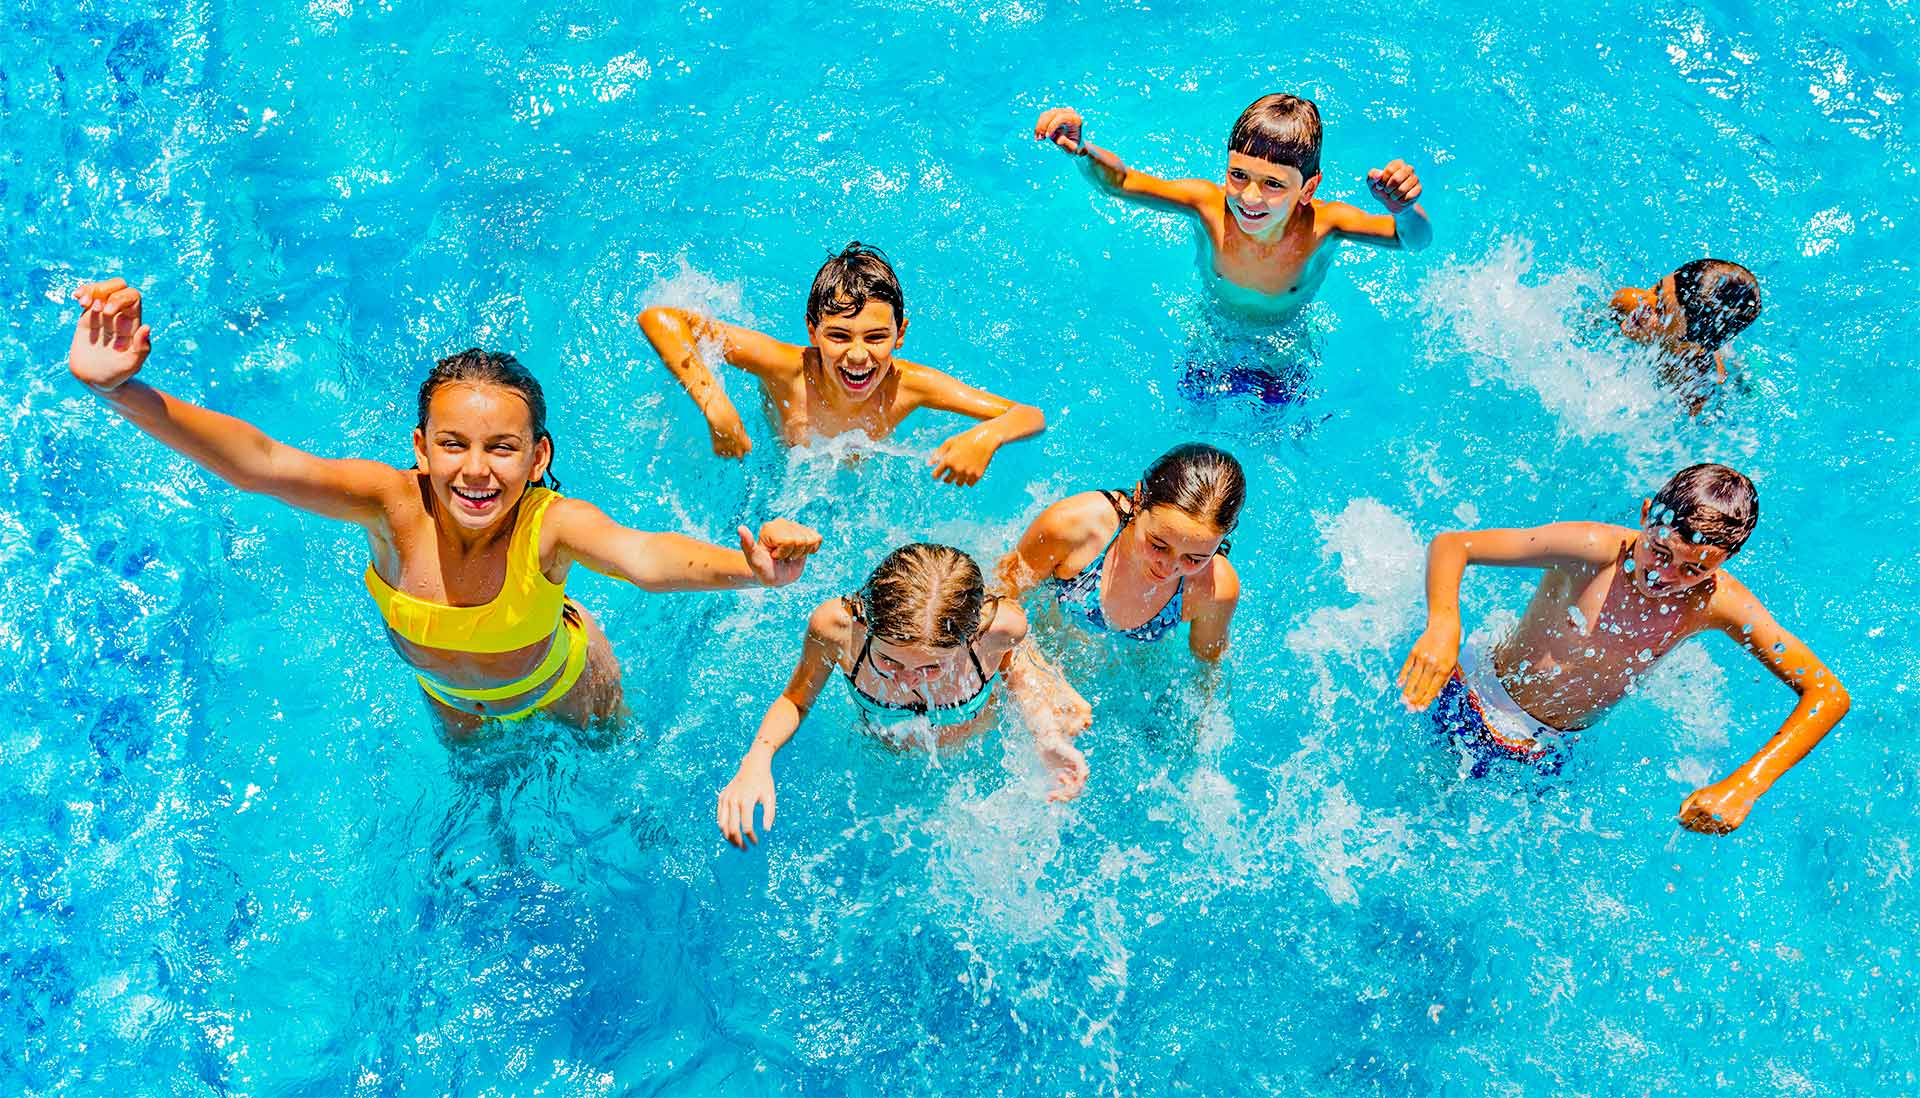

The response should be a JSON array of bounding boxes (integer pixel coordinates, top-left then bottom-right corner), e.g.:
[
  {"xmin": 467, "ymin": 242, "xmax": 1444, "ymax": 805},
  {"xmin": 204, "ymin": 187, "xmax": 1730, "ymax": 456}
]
[
  {"xmin": 1421, "ymin": 238, "xmax": 1678, "ymax": 464},
  {"xmin": 1287, "ymin": 497, "xmax": 1425, "ymax": 712}
]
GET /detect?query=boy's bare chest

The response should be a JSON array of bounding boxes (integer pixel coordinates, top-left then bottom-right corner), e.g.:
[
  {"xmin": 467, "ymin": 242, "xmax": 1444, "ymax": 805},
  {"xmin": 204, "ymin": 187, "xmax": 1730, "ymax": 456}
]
[{"xmin": 761, "ymin": 372, "xmax": 901, "ymax": 444}]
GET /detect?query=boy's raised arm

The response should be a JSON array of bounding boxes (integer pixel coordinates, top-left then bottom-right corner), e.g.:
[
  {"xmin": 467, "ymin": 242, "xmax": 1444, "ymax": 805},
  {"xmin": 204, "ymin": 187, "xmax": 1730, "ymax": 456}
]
[
  {"xmin": 70, "ymin": 279, "xmax": 401, "ymax": 528},
  {"xmin": 1327, "ymin": 160, "xmax": 1432, "ymax": 252},
  {"xmin": 901, "ymin": 365, "xmax": 1045, "ymax": 487},
  {"xmin": 1398, "ymin": 523, "xmax": 1621, "ymax": 707},
  {"xmin": 1679, "ymin": 577, "xmax": 1851, "ymax": 834},
  {"xmin": 1033, "ymin": 107, "xmax": 1216, "ymax": 216},
  {"xmin": 635, "ymin": 306, "xmax": 800, "ymax": 458}
]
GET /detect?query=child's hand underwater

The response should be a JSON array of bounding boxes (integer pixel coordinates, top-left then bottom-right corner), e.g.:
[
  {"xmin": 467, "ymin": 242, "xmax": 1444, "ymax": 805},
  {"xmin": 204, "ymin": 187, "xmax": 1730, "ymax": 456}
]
[
  {"xmin": 929, "ymin": 423, "xmax": 1001, "ymax": 486},
  {"xmin": 705, "ymin": 404, "xmax": 753, "ymax": 459},
  {"xmin": 1678, "ymin": 776, "xmax": 1759, "ymax": 835},
  {"xmin": 69, "ymin": 278, "xmax": 152, "ymax": 393},
  {"xmin": 1396, "ymin": 617, "xmax": 1460, "ymax": 709}
]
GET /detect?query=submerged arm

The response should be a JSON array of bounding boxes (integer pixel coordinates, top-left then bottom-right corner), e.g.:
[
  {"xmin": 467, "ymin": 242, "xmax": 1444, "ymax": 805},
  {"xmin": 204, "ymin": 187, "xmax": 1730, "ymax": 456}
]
[
  {"xmin": 635, "ymin": 307, "xmax": 798, "ymax": 457},
  {"xmin": 905, "ymin": 365, "xmax": 1046, "ymax": 486}
]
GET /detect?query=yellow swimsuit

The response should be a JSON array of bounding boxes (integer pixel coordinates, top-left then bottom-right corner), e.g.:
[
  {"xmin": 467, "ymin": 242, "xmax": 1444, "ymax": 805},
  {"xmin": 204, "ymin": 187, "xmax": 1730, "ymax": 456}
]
[{"xmin": 363, "ymin": 487, "xmax": 589, "ymax": 721}]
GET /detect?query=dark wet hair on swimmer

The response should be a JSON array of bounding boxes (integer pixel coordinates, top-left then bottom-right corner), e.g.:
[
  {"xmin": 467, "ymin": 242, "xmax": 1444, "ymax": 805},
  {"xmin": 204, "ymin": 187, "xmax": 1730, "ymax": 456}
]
[
  {"xmin": 1133, "ymin": 443, "xmax": 1247, "ymax": 552},
  {"xmin": 1229, "ymin": 94, "xmax": 1323, "ymax": 181},
  {"xmin": 806, "ymin": 241, "xmax": 905, "ymax": 328},
  {"xmin": 1670, "ymin": 259, "xmax": 1761, "ymax": 353},
  {"xmin": 850, "ymin": 544, "xmax": 988, "ymax": 650},
  {"xmin": 1649, "ymin": 462, "xmax": 1757, "ymax": 553},
  {"xmin": 416, "ymin": 348, "xmax": 560, "ymax": 490}
]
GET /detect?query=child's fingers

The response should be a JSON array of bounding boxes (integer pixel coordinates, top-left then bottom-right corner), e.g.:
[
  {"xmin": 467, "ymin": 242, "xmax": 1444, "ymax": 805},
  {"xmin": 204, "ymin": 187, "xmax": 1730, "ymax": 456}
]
[{"xmin": 762, "ymin": 793, "xmax": 775, "ymax": 832}]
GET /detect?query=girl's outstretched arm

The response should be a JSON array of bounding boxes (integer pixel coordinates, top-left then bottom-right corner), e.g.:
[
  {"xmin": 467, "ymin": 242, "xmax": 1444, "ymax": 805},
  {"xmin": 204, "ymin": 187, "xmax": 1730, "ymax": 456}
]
[
  {"xmin": 69, "ymin": 279, "xmax": 403, "ymax": 527},
  {"xmin": 718, "ymin": 600, "xmax": 845, "ymax": 848},
  {"xmin": 546, "ymin": 499, "xmax": 822, "ymax": 592}
]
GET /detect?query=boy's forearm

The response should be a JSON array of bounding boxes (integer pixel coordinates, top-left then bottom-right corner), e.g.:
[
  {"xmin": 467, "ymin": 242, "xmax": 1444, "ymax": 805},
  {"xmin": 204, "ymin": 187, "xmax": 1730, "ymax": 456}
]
[
  {"xmin": 1422, "ymin": 535, "xmax": 1468, "ymax": 626},
  {"xmin": 1393, "ymin": 204, "xmax": 1433, "ymax": 252},
  {"xmin": 1724, "ymin": 681, "xmax": 1850, "ymax": 793},
  {"xmin": 984, "ymin": 404, "xmax": 1045, "ymax": 447},
  {"xmin": 1074, "ymin": 142, "xmax": 1130, "ymax": 194},
  {"xmin": 638, "ymin": 308, "xmax": 733, "ymax": 419},
  {"xmin": 98, "ymin": 379, "xmax": 281, "ymax": 492}
]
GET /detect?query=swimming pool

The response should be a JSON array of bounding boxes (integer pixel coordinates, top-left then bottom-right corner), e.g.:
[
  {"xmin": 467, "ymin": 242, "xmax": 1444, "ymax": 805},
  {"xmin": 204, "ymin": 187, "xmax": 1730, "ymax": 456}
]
[{"xmin": 5, "ymin": 0, "xmax": 1917, "ymax": 1093}]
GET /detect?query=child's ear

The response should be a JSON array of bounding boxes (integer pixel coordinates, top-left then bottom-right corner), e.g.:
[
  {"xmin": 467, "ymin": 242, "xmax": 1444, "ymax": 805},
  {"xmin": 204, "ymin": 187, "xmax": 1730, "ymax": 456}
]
[
  {"xmin": 413, "ymin": 427, "xmax": 429, "ymax": 473},
  {"xmin": 531, "ymin": 435, "xmax": 552, "ymax": 485},
  {"xmin": 1299, "ymin": 173, "xmax": 1322, "ymax": 204},
  {"xmin": 1639, "ymin": 498, "xmax": 1652, "ymax": 525},
  {"xmin": 895, "ymin": 316, "xmax": 909, "ymax": 347}
]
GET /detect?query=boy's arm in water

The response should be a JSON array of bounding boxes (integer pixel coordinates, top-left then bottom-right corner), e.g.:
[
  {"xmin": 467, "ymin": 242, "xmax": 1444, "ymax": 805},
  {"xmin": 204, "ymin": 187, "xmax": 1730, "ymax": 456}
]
[
  {"xmin": 1677, "ymin": 575, "xmax": 1852, "ymax": 834},
  {"xmin": 718, "ymin": 601, "xmax": 845, "ymax": 848},
  {"xmin": 898, "ymin": 364, "xmax": 1046, "ymax": 486},
  {"xmin": 1398, "ymin": 522, "xmax": 1625, "ymax": 707},
  {"xmin": 547, "ymin": 499, "xmax": 822, "ymax": 592},
  {"xmin": 1187, "ymin": 556, "xmax": 1241, "ymax": 662},
  {"xmin": 1032, "ymin": 106, "xmax": 1220, "ymax": 217},
  {"xmin": 69, "ymin": 279, "xmax": 405, "ymax": 527},
  {"xmin": 1322, "ymin": 160, "xmax": 1432, "ymax": 252},
  {"xmin": 635, "ymin": 306, "xmax": 803, "ymax": 458}
]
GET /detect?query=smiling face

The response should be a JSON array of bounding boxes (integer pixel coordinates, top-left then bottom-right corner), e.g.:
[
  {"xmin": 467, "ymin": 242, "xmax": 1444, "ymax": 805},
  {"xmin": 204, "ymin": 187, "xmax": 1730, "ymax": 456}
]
[
  {"xmin": 412, "ymin": 382, "xmax": 551, "ymax": 533},
  {"xmin": 1224, "ymin": 152, "xmax": 1318, "ymax": 240},
  {"xmin": 1131, "ymin": 506, "xmax": 1228, "ymax": 585},
  {"xmin": 1612, "ymin": 274, "xmax": 1692, "ymax": 352},
  {"xmin": 807, "ymin": 299, "xmax": 906, "ymax": 403},
  {"xmin": 1629, "ymin": 499, "xmax": 1733, "ymax": 597}
]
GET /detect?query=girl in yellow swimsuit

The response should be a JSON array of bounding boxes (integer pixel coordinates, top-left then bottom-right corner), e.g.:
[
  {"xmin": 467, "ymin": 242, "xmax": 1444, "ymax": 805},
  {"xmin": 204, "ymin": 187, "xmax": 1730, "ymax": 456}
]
[{"xmin": 68, "ymin": 278, "xmax": 823, "ymax": 735}]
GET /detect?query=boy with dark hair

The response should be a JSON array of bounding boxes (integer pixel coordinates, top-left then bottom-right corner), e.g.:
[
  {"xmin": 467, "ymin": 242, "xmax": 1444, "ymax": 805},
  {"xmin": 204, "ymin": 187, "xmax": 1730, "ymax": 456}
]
[
  {"xmin": 638, "ymin": 242, "xmax": 1044, "ymax": 486},
  {"xmin": 1031, "ymin": 93, "xmax": 1432, "ymax": 317},
  {"xmin": 1611, "ymin": 258, "xmax": 1762, "ymax": 413},
  {"xmin": 1396, "ymin": 463, "xmax": 1848, "ymax": 834}
]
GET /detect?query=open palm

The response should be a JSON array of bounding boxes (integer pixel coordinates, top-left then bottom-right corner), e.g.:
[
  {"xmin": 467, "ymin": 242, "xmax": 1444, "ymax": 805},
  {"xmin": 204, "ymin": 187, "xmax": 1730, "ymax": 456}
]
[{"xmin": 68, "ymin": 278, "xmax": 151, "ymax": 392}]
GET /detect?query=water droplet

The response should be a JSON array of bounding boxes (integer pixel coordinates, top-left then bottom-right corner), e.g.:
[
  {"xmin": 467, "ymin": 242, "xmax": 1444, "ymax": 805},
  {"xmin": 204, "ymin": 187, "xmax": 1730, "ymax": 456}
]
[
  {"xmin": 1772, "ymin": 642, "xmax": 1787, "ymax": 654},
  {"xmin": 1584, "ymin": 647, "xmax": 1596, "ymax": 658},
  {"xmin": 1567, "ymin": 605, "xmax": 1588, "ymax": 631},
  {"xmin": 1622, "ymin": 558, "xmax": 1636, "ymax": 573}
]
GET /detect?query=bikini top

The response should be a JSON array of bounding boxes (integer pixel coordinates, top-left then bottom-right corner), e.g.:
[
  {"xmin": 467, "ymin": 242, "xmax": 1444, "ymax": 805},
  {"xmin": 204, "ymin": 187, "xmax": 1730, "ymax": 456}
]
[
  {"xmin": 1050, "ymin": 490, "xmax": 1185, "ymax": 643},
  {"xmin": 842, "ymin": 598, "xmax": 1001, "ymax": 728},
  {"xmin": 363, "ymin": 486, "xmax": 568, "ymax": 654}
]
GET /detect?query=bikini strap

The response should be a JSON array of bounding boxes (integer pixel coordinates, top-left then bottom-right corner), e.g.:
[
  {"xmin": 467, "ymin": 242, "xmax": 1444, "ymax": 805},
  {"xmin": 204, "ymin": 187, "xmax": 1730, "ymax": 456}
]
[
  {"xmin": 966, "ymin": 596, "xmax": 1002, "ymax": 684},
  {"xmin": 1099, "ymin": 489, "xmax": 1135, "ymax": 525}
]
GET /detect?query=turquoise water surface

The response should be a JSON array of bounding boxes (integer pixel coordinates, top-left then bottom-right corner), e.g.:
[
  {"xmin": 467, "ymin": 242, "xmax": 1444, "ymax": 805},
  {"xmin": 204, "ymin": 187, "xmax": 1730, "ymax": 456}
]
[{"xmin": 4, "ymin": 1, "xmax": 1918, "ymax": 1094}]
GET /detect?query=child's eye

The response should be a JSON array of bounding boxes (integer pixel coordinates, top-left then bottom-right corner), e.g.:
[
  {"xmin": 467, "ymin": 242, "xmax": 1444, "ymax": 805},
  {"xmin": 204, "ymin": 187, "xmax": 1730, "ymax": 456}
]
[{"xmin": 1229, "ymin": 170, "xmax": 1246, "ymax": 181}]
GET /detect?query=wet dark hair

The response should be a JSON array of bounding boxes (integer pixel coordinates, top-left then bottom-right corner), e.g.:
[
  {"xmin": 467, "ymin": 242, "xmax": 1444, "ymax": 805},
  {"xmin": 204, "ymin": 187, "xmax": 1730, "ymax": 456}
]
[
  {"xmin": 1132, "ymin": 443, "xmax": 1247, "ymax": 552},
  {"xmin": 849, "ymin": 544, "xmax": 988, "ymax": 649},
  {"xmin": 416, "ymin": 348, "xmax": 560, "ymax": 490},
  {"xmin": 1670, "ymin": 259, "xmax": 1761, "ymax": 353},
  {"xmin": 806, "ymin": 242, "xmax": 906, "ymax": 328},
  {"xmin": 1649, "ymin": 463, "xmax": 1758, "ymax": 553},
  {"xmin": 1228, "ymin": 94, "xmax": 1323, "ymax": 181}
]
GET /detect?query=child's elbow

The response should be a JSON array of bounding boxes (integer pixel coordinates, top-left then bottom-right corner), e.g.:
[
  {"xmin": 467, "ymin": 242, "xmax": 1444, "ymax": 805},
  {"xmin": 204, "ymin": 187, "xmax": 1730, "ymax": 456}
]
[{"xmin": 1824, "ymin": 680, "xmax": 1852, "ymax": 722}]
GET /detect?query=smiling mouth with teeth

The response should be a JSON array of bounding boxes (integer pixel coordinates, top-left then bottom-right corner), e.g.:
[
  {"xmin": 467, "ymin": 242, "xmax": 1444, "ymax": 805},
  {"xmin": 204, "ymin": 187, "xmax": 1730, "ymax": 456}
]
[
  {"xmin": 451, "ymin": 485, "xmax": 502, "ymax": 506},
  {"xmin": 839, "ymin": 363, "xmax": 878, "ymax": 388}
]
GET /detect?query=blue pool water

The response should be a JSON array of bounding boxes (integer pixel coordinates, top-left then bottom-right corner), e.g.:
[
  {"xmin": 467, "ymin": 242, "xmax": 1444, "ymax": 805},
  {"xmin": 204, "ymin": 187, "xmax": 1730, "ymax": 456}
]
[{"xmin": 5, "ymin": 1, "xmax": 1918, "ymax": 1093}]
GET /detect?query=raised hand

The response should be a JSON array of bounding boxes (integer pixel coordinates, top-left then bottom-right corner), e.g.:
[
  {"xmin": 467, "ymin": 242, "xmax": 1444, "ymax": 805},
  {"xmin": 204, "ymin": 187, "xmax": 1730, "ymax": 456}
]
[
  {"xmin": 1396, "ymin": 616, "xmax": 1460, "ymax": 709},
  {"xmin": 1366, "ymin": 159, "xmax": 1423, "ymax": 213},
  {"xmin": 1678, "ymin": 777, "xmax": 1759, "ymax": 835},
  {"xmin": 739, "ymin": 519, "xmax": 823, "ymax": 587},
  {"xmin": 69, "ymin": 278, "xmax": 152, "ymax": 393},
  {"xmin": 1033, "ymin": 106, "xmax": 1086, "ymax": 155},
  {"xmin": 706, "ymin": 404, "xmax": 753, "ymax": 459},
  {"xmin": 717, "ymin": 759, "xmax": 777, "ymax": 849}
]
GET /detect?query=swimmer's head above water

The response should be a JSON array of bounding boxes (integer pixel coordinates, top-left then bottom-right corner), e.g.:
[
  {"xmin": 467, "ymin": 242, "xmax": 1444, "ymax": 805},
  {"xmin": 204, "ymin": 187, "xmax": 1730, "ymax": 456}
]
[
  {"xmin": 1612, "ymin": 259, "xmax": 1761, "ymax": 362},
  {"xmin": 851, "ymin": 543, "xmax": 992, "ymax": 690},
  {"xmin": 1130, "ymin": 443, "xmax": 1247, "ymax": 582},
  {"xmin": 1631, "ymin": 462, "xmax": 1758, "ymax": 597},
  {"xmin": 805, "ymin": 241, "xmax": 907, "ymax": 404},
  {"xmin": 413, "ymin": 348, "xmax": 557, "ymax": 532},
  {"xmin": 1224, "ymin": 94, "xmax": 1323, "ymax": 241}
]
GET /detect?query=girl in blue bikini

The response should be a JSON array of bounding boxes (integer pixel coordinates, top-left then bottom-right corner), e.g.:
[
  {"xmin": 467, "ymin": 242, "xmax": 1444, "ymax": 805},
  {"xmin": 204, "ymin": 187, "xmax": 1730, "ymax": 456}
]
[
  {"xmin": 716, "ymin": 544, "xmax": 1089, "ymax": 848},
  {"xmin": 997, "ymin": 443, "xmax": 1246, "ymax": 661}
]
